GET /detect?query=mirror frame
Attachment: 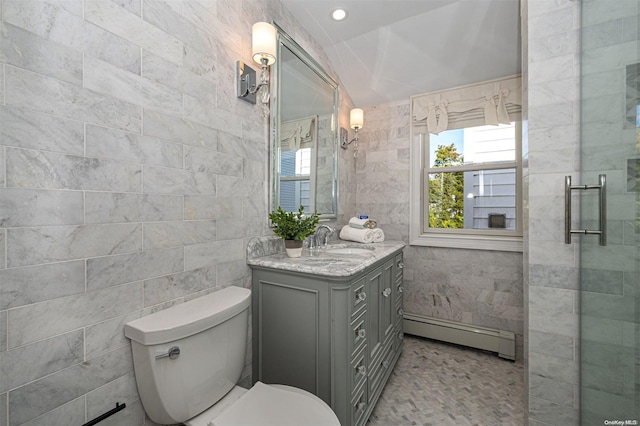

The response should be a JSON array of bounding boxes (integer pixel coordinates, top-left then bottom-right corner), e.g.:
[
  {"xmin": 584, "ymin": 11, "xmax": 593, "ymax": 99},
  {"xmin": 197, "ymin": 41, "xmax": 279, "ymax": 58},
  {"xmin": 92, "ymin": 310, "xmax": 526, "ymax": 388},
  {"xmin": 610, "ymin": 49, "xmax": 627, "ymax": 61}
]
[{"xmin": 270, "ymin": 23, "xmax": 340, "ymax": 219}]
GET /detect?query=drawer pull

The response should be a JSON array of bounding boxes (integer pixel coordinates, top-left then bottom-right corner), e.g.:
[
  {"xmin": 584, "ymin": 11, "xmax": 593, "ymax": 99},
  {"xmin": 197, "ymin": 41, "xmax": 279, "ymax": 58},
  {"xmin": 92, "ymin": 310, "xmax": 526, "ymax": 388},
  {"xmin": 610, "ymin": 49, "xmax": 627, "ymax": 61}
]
[
  {"xmin": 356, "ymin": 291, "xmax": 367, "ymax": 302},
  {"xmin": 382, "ymin": 360, "xmax": 390, "ymax": 369},
  {"xmin": 397, "ymin": 308, "xmax": 404, "ymax": 316},
  {"xmin": 356, "ymin": 365, "xmax": 367, "ymax": 376},
  {"xmin": 382, "ymin": 288, "xmax": 391, "ymax": 298},
  {"xmin": 355, "ymin": 402, "xmax": 367, "ymax": 412},
  {"xmin": 356, "ymin": 327, "xmax": 366, "ymax": 339},
  {"xmin": 398, "ymin": 285, "xmax": 404, "ymax": 293}
]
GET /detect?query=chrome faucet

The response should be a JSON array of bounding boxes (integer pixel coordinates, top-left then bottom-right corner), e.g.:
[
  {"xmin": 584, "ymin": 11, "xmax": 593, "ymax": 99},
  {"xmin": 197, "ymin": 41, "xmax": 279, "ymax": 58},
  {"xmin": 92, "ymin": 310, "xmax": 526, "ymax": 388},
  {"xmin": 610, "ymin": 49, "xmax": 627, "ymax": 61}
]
[{"xmin": 313, "ymin": 224, "xmax": 335, "ymax": 248}]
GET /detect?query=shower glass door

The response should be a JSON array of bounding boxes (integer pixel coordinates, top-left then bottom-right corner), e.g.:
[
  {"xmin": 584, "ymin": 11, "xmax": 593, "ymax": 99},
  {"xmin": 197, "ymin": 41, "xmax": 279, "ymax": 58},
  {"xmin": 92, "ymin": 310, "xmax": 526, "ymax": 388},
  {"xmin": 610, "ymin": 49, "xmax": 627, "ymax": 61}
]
[{"xmin": 580, "ymin": 0, "xmax": 640, "ymax": 423}]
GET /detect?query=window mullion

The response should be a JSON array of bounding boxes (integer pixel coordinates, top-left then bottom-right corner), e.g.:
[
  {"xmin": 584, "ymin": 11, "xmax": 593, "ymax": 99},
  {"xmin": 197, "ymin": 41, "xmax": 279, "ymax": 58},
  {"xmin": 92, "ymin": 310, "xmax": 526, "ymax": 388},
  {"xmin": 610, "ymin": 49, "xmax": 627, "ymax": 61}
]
[{"xmin": 425, "ymin": 161, "xmax": 517, "ymax": 174}]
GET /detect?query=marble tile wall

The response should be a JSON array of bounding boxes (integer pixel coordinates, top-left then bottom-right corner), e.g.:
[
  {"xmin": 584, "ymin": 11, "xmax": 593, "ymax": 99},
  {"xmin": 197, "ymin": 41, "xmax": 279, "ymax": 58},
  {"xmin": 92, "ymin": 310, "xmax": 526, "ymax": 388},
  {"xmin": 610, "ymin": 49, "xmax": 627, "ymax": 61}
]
[
  {"xmin": 0, "ymin": 1, "xmax": 349, "ymax": 424},
  {"xmin": 355, "ymin": 101, "xmax": 525, "ymax": 360},
  {"xmin": 524, "ymin": 0, "xmax": 581, "ymax": 424}
]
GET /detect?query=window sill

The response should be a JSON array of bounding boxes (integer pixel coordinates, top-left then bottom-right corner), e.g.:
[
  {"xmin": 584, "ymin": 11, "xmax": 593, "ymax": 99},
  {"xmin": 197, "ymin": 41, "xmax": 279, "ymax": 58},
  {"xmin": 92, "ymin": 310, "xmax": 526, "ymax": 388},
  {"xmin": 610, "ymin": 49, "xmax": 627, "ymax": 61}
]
[{"xmin": 409, "ymin": 233, "xmax": 523, "ymax": 252}]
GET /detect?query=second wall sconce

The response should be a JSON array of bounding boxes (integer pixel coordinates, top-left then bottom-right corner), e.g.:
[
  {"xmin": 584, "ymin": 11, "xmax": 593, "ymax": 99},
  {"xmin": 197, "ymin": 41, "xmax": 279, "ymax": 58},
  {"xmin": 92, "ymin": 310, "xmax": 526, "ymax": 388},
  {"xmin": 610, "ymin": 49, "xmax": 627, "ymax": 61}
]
[
  {"xmin": 236, "ymin": 22, "xmax": 277, "ymax": 106},
  {"xmin": 341, "ymin": 108, "xmax": 364, "ymax": 157}
]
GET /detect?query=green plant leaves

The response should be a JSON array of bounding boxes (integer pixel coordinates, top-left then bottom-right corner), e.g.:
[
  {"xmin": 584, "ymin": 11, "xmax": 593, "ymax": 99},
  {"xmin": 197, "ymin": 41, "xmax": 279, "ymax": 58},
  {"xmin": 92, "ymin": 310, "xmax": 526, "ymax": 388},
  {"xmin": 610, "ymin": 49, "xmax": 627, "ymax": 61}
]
[{"xmin": 269, "ymin": 205, "xmax": 320, "ymax": 241}]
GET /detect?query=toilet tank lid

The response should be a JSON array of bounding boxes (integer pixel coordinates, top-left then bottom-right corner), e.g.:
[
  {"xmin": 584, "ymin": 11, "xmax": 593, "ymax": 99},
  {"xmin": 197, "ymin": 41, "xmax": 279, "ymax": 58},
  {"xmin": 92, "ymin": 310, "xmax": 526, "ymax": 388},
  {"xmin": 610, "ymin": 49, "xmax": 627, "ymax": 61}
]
[{"xmin": 124, "ymin": 286, "xmax": 251, "ymax": 345}]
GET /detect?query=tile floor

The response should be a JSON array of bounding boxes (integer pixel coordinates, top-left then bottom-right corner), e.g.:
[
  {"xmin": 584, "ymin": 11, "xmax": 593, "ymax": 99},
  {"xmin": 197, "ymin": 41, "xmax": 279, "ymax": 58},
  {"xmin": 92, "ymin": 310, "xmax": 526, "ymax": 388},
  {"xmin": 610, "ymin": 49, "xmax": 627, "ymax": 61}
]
[{"xmin": 368, "ymin": 335, "xmax": 525, "ymax": 426}]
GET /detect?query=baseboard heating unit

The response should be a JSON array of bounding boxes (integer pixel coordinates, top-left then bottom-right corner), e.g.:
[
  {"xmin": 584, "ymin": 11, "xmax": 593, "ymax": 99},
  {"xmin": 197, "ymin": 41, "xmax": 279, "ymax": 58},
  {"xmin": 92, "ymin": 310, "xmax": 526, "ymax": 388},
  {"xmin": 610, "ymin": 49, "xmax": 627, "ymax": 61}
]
[{"xmin": 403, "ymin": 313, "xmax": 515, "ymax": 360}]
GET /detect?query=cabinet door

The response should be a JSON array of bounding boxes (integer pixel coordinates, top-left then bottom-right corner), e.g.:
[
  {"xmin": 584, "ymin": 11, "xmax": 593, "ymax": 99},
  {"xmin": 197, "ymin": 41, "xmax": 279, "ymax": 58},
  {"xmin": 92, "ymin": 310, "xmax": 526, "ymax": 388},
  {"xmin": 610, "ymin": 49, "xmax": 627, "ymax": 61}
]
[{"xmin": 366, "ymin": 260, "xmax": 394, "ymax": 362}]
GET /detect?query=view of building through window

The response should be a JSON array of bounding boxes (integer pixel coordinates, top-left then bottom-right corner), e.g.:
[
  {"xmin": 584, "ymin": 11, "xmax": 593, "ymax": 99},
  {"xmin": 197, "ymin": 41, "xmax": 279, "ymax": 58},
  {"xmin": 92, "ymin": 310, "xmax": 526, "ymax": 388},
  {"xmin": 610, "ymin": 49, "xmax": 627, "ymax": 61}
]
[
  {"xmin": 427, "ymin": 123, "xmax": 517, "ymax": 230},
  {"xmin": 279, "ymin": 148, "xmax": 312, "ymax": 213}
]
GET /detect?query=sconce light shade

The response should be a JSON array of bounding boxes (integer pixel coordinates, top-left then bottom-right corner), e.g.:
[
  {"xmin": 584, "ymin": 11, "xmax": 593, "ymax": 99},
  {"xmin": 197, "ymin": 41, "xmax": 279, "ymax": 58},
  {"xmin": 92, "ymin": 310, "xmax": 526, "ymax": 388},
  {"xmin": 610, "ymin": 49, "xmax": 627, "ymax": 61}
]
[
  {"xmin": 350, "ymin": 108, "xmax": 364, "ymax": 130},
  {"xmin": 252, "ymin": 22, "xmax": 277, "ymax": 66}
]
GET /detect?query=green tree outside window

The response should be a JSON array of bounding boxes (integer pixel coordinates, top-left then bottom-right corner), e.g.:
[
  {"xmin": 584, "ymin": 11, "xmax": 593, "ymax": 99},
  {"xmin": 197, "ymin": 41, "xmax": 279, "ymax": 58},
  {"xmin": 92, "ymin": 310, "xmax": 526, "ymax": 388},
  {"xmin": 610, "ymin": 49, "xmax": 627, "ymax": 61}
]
[{"xmin": 428, "ymin": 144, "xmax": 464, "ymax": 229}]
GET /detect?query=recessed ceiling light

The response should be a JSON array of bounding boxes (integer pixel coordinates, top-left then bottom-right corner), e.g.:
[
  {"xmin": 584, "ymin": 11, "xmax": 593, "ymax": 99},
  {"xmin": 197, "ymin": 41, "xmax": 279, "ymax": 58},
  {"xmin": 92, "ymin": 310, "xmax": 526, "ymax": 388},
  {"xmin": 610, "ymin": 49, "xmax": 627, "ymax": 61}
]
[{"xmin": 331, "ymin": 8, "xmax": 347, "ymax": 21}]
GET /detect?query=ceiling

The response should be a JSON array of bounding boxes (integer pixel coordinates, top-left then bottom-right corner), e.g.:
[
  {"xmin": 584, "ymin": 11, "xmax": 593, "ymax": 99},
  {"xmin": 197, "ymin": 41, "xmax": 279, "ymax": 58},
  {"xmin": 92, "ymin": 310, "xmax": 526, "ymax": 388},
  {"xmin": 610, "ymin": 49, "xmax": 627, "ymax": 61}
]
[{"xmin": 280, "ymin": 0, "xmax": 522, "ymax": 108}]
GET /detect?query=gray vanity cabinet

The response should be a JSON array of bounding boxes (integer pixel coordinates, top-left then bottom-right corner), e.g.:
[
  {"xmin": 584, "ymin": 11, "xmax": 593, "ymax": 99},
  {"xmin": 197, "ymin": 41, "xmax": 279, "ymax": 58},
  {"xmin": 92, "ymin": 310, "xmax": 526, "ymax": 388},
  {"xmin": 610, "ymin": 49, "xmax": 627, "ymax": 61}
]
[{"xmin": 251, "ymin": 250, "xmax": 404, "ymax": 426}]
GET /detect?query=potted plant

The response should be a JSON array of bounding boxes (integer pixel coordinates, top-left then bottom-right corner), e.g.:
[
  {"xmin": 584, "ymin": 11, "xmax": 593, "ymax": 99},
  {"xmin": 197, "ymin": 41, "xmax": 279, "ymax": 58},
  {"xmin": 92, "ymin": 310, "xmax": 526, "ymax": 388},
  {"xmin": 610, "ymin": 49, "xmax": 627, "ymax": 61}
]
[{"xmin": 269, "ymin": 205, "xmax": 320, "ymax": 257}]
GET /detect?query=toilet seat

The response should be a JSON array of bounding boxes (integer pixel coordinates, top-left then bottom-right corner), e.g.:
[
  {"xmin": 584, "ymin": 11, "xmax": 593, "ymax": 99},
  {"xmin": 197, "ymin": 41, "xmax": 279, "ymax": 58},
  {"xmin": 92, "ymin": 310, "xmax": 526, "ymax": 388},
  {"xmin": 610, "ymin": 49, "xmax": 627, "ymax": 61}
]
[{"xmin": 186, "ymin": 382, "xmax": 340, "ymax": 426}]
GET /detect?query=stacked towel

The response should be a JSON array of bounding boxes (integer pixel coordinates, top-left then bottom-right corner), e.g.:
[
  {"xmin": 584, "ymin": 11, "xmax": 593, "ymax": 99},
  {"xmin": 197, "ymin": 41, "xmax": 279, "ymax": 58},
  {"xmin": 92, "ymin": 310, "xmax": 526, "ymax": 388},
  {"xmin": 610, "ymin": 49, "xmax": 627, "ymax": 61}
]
[
  {"xmin": 340, "ymin": 225, "xmax": 374, "ymax": 243},
  {"xmin": 348, "ymin": 217, "xmax": 377, "ymax": 229},
  {"xmin": 340, "ymin": 216, "xmax": 386, "ymax": 243},
  {"xmin": 373, "ymin": 228, "xmax": 385, "ymax": 243}
]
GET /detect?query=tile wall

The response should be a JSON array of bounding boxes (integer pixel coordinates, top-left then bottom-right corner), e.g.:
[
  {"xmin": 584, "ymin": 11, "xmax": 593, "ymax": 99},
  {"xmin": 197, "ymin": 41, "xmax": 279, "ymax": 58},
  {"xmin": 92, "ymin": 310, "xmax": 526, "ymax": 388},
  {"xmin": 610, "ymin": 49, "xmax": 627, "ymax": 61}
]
[
  {"xmin": 0, "ymin": 1, "xmax": 351, "ymax": 424},
  {"xmin": 355, "ymin": 101, "xmax": 525, "ymax": 361},
  {"xmin": 524, "ymin": 0, "xmax": 581, "ymax": 424}
]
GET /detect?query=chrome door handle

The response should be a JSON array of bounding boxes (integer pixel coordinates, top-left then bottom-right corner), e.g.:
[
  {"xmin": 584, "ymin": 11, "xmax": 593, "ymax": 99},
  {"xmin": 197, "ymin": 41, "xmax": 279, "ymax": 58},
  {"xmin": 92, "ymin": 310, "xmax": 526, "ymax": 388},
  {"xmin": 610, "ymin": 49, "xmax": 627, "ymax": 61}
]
[{"xmin": 565, "ymin": 174, "xmax": 606, "ymax": 246}]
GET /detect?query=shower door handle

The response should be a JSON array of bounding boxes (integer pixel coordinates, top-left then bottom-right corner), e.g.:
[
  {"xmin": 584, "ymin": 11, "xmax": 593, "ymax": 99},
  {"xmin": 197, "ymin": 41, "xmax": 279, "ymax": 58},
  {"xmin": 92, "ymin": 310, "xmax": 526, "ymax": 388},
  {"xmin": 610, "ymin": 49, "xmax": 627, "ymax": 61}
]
[{"xmin": 564, "ymin": 174, "xmax": 606, "ymax": 246}]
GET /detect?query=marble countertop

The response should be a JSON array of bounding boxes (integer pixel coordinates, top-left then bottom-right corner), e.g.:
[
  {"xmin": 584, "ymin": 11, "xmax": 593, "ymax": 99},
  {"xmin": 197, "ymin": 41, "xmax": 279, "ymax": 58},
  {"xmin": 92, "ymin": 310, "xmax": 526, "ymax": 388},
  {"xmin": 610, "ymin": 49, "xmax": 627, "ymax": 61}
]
[{"xmin": 247, "ymin": 240, "xmax": 406, "ymax": 278}]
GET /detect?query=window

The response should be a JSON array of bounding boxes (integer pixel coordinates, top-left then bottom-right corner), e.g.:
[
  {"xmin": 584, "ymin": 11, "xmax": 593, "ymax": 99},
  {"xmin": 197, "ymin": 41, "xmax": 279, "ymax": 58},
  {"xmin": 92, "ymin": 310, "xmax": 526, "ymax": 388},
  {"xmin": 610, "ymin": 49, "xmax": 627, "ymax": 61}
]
[
  {"xmin": 279, "ymin": 148, "xmax": 313, "ymax": 213},
  {"xmin": 277, "ymin": 116, "xmax": 318, "ymax": 214},
  {"xmin": 410, "ymin": 76, "xmax": 523, "ymax": 251}
]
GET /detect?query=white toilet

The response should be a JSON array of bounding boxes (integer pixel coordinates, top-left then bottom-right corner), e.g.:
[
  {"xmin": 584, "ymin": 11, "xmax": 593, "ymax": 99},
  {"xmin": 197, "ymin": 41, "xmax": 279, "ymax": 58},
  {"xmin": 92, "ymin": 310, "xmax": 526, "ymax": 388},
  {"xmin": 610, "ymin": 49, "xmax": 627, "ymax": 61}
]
[{"xmin": 124, "ymin": 286, "xmax": 340, "ymax": 426}]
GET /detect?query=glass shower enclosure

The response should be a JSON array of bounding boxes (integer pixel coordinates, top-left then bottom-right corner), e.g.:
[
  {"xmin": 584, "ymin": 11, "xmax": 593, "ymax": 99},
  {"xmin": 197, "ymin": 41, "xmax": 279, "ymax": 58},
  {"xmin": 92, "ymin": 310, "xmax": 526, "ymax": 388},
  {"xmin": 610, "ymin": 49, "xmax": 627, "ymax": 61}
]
[{"xmin": 579, "ymin": 0, "xmax": 639, "ymax": 423}]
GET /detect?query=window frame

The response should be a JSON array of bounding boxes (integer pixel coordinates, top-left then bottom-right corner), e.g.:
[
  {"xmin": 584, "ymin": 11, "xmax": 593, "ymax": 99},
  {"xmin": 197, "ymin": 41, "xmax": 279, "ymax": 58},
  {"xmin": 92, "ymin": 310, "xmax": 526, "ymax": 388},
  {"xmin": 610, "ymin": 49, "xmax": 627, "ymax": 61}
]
[{"xmin": 409, "ymin": 81, "xmax": 523, "ymax": 252}]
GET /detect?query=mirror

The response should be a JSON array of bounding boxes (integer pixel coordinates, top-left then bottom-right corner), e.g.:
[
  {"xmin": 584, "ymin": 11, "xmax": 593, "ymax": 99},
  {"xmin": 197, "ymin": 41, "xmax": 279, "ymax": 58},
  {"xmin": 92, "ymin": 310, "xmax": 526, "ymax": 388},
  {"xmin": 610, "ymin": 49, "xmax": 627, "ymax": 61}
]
[{"xmin": 271, "ymin": 24, "xmax": 339, "ymax": 219}]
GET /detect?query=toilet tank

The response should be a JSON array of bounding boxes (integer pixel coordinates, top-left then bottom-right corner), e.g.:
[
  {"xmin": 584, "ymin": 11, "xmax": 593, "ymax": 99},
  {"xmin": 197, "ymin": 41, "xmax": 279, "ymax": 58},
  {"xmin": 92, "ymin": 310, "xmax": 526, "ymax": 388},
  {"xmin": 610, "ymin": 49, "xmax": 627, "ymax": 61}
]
[{"xmin": 124, "ymin": 286, "xmax": 251, "ymax": 425}]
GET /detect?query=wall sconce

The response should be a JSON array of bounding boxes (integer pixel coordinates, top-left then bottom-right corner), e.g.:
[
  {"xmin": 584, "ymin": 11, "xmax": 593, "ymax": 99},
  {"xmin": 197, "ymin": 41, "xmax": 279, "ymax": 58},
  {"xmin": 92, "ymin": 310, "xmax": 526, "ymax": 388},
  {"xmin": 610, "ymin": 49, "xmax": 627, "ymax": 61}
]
[
  {"xmin": 236, "ymin": 22, "xmax": 277, "ymax": 106},
  {"xmin": 340, "ymin": 108, "xmax": 364, "ymax": 157}
]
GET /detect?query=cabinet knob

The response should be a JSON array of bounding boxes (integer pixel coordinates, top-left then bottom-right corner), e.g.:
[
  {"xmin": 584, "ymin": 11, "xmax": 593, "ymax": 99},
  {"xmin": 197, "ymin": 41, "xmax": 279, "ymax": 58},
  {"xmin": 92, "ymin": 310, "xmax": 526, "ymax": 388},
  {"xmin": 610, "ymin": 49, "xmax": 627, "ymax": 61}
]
[
  {"xmin": 397, "ymin": 262, "xmax": 404, "ymax": 269},
  {"xmin": 356, "ymin": 402, "xmax": 367, "ymax": 412},
  {"xmin": 398, "ymin": 285, "xmax": 404, "ymax": 293},
  {"xmin": 382, "ymin": 360, "xmax": 390, "ymax": 369},
  {"xmin": 356, "ymin": 291, "xmax": 367, "ymax": 302},
  {"xmin": 382, "ymin": 288, "xmax": 391, "ymax": 298},
  {"xmin": 397, "ymin": 308, "xmax": 405, "ymax": 316},
  {"xmin": 356, "ymin": 328, "xmax": 366, "ymax": 339},
  {"xmin": 398, "ymin": 331, "xmax": 404, "ymax": 340},
  {"xmin": 356, "ymin": 365, "xmax": 367, "ymax": 376}
]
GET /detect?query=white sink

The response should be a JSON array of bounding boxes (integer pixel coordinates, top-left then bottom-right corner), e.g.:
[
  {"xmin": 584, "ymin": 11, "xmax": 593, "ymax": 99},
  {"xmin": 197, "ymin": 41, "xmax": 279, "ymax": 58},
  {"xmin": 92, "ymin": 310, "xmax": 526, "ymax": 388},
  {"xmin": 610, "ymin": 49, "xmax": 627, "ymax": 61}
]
[{"xmin": 325, "ymin": 247, "xmax": 374, "ymax": 255}]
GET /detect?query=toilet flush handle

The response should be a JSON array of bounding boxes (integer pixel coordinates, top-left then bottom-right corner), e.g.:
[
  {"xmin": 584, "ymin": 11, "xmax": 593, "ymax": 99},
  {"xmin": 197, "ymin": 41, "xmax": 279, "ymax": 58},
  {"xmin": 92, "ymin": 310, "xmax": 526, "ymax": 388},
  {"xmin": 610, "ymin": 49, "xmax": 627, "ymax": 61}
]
[{"xmin": 156, "ymin": 346, "xmax": 181, "ymax": 360}]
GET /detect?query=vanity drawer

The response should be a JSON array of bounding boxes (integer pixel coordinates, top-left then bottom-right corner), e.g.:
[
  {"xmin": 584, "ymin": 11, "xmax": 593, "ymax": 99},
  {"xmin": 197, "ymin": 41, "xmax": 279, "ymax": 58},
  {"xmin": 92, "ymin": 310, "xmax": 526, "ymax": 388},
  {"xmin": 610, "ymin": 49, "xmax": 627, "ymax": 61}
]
[
  {"xmin": 351, "ymin": 276, "xmax": 367, "ymax": 318},
  {"xmin": 350, "ymin": 347, "xmax": 367, "ymax": 395},
  {"xmin": 350, "ymin": 309, "xmax": 367, "ymax": 357},
  {"xmin": 351, "ymin": 382, "xmax": 368, "ymax": 426},
  {"xmin": 395, "ymin": 296, "xmax": 404, "ymax": 318},
  {"xmin": 395, "ymin": 276, "xmax": 404, "ymax": 303},
  {"xmin": 393, "ymin": 314, "xmax": 404, "ymax": 353},
  {"xmin": 394, "ymin": 253, "xmax": 403, "ymax": 279}
]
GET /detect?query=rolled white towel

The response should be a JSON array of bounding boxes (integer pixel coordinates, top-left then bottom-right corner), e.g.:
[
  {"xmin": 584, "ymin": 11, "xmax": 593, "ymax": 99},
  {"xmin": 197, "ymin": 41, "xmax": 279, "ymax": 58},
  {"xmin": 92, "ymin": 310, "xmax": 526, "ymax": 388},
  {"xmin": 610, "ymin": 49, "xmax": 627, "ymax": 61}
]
[
  {"xmin": 340, "ymin": 225, "xmax": 374, "ymax": 243},
  {"xmin": 373, "ymin": 228, "xmax": 385, "ymax": 243},
  {"xmin": 349, "ymin": 216, "xmax": 377, "ymax": 229}
]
